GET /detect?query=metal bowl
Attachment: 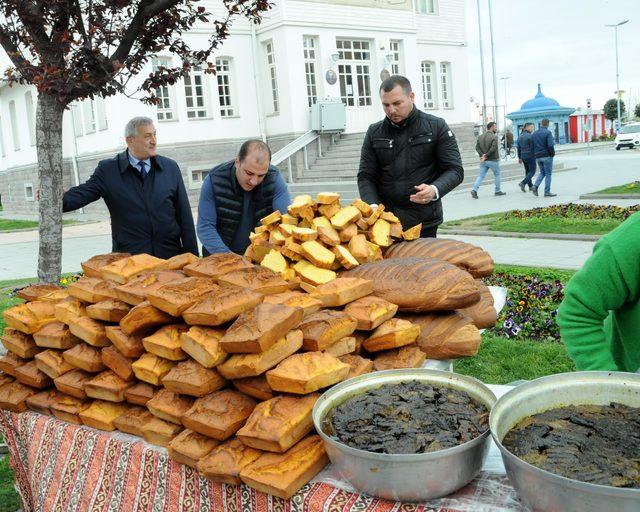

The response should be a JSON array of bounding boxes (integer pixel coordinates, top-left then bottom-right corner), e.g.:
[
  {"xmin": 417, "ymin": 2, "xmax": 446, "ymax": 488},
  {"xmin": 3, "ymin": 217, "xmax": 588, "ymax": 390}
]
[
  {"xmin": 490, "ymin": 371, "xmax": 640, "ymax": 512},
  {"xmin": 312, "ymin": 369, "xmax": 497, "ymax": 502}
]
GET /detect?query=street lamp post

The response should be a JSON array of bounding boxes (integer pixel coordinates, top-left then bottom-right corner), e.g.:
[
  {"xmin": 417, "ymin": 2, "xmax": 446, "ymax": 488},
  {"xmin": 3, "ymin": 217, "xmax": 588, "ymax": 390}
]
[
  {"xmin": 476, "ymin": 0, "xmax": 488, "ymax": 128},
  {"xmin": 605, "ymin": 19, "xmax": 629, "ymax": 133},
  {"xmin": 500, "ymin": 76, "xmax": 510, "ymax": 131}
]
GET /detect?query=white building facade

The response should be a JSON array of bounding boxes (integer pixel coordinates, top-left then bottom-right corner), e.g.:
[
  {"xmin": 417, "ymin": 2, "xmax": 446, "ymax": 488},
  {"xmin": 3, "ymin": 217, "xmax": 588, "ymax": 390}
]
[{"xmin": 0, "ymin": 0, "xmax": 471, "ymax": 215}]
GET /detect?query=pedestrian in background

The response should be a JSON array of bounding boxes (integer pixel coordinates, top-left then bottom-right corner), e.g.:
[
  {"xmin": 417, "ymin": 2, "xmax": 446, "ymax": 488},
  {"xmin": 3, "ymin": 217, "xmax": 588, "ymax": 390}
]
[
  {"xmin": 517, "ymin": 122, "xmax": 536, "ymax": 192},
  {"xmin": 471, "ymin": 122, "xmax": 506, "ymax": 199},
  {"xmin": 531, "ymin": 119, "xmax": 557, "ymax": 197}
]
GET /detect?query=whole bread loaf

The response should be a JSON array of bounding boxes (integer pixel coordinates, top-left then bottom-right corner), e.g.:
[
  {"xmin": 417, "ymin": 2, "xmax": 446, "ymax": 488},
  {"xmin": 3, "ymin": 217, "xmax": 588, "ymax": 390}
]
[
  {"xmin": 54, "ymin": 297, "xmax": 87, "ymax": 325},
  {"xmin": 183, "ymin": 253, "xmax": 254, "ymax": 279},
  {"xmin": 86, "ymin": 299, "xmax": 131, "ymax": 323},
  {"xmin": 81, "ymin": 253, "xmax": 131, "ymax": 278},
  {"xmin": 0, "ymin": 352, "xmax": 28, "ymax": 377},
  {"xmin": 0, "ymin": 381, "xmax": 36, "ymax": 412},
  {"xmin": 104, "ymin": 327, "xmax": 144, "ymax": 358},
  {"xmin": 384, "ymin": 238, "xmax": 494, "ymax": 278},
  {"xmin": 342, "ymin": 257, "xmax": 480, "ymax": 312},
  {"xmin": 146, "ymin": 277, "xmax": 218, "ymax": 316},
  {"xmin": 218, "ymin": 267, "xmax": 290, "ymax": 295},
  {"xmin": 161, "ymin": 360, "xmax": 227, "ymax": 397},
  {"xmin": 179, "ymin": 326, "xmax": 228, "ymax": 369},
  {"xmin": 167, "ymin": 429, "xmax": 219, "ymax": 468},
  {"xmin": 63, "ymin": 343, "xmax": 106, "ymax": 373},
  {"xmin": 401, "ymin": 311, "xmax": 482, "ymax": 359},
  {"xmin": 50, "ymin": 393, "xmax": 91, "ymax": 424},
  {"xmin": 1, "ymin": 328, "xmax": 41, "ymax": 359},
  {"xmin": 141, "ymin": 416, "xmax": 183, "ymax": 447},
  {"xmin": 35, "ymin": 349, "xmax": 75, "ymax": 379},
  {"xmin": 197, "ymin": 438, "xmax": 262, "ymax": 485},
  {"xmin": 457, "ymin": 280, "xmax": 497, "ymax": 329},
  {"xmin": 16, "ymin": 284, "xmax": 64, "ymax": 302},
  {"xmin": 34, "ymin": 321, "xmax": 81, "ymax": 350},
  {"xmin": 182, "ymin": 284, "xmax": 263, "ymax": 326},
  {"xmin": 232, "ymin": 375, "xmax": 274, "ymax": 401},
  {"xmin": 99, "ymin": 253, "xmax": 166, "ymax": 284},
  {"xmin": 119, "ymin": 301, "xmax": 174, "ymax": 336},
  {"xmin": 146, "ymin": 388, "xmax": 195, "ymax": 425},
  {"xmin": 85, "ymin": 370, "xmax": 133, "ymax": 402},
  {"xmin": 113, "ymin": 406, "xmax": 155, "ymax": 437},
  {"xmin": 53, "ymin": 368, "xmax": 92, "ymax": 399},
  {"xmin": 79, "ymin": 400, "xmax": 131, "ymax": 431},
  {"xmin": 101, "ymin": 346, "xmax": 135, "ymax": 381},
  {"xmin": 372, "ymin": 345, "xmax": 427, "ymax": 371},
  {"xmin": 115, "ymin": 270, "xmax": 185, "ymax": 306},
  {"xmin": 3, "ymin": 301, "xmax": 56, "ymax": 334},
  {"xmin": 26, "ymin": 389, "xmax": 62, "ymax": 415},
  {"xmin": 68, "ymin": 277, "xmax": 119, "ymax": 304},
  {"xmin": 14, "ymin": 360, "xmax": 52, "ymax": 389}
]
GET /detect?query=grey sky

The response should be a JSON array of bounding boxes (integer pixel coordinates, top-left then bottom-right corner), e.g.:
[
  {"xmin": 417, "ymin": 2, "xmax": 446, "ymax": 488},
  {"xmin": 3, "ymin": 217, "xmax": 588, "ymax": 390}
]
[{"xmin": 465, "ymin": 0, "xmax": 639, "ymax": 118}]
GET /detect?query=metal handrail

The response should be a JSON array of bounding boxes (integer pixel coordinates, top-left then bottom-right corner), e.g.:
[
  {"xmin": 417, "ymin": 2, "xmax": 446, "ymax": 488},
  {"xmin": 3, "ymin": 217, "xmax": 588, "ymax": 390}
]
[{"xmin": 272, "ymin": 130, "xmax": 321, "ymax": 183}]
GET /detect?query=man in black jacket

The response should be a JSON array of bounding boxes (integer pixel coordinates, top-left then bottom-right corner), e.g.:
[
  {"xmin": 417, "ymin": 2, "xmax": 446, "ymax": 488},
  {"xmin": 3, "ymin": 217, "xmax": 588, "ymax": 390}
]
[
  {"xmin": 358, "ymin": 75, "xmax": 464, "ymax": 237},
  {"xmin": 63, "ymin": 117, "xmax": 198, "ymax": 258}
]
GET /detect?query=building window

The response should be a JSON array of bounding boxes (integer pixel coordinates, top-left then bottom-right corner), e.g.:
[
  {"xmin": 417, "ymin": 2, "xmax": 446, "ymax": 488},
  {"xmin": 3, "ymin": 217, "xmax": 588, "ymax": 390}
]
[
  {"xmin": 389, "ymin": 40, "xmax": 402, "ymax": 75},
  {"xmin": 71, "ymin": 103, "xmax": 83, "ymax": 137},
  {"xmin": 188, "ymin": 167, "xmax": 209, "ymax": 190},
  {"xmin": 9, "ymin": 100, "xmax": 20, "ymax": 151},
  {"xmin": 264, "ymin": 41, "xmax": 279, "ymax": 114},
  {"xmin": 83, "ymin": 100, "xmax": 96, "ymax": 134},
  {"xmin": 216, "ymin": 57, "xmax": 235, "ymax": 117},
  {"xmin": 440, "ymin": 61, "xmax": 452, "ymax": 108},
  {"xmin": 24, "ymin": 183, "xmax": 34, "ymax": 201},
  {"xmin": 184, "ymin": 64, "xmax": 209, "ymax": 119},
  {"xmin": 153, "ymin": 57, "xmax": 176, "ymax": 121},
  {"xmin": 415, "ymin": 0, "xmax": 436, "ymax": 14},
  {"xmin": 303, "ymin": 36, "xmax": 319, "ymax": 108},
  {"xmin": 336, "ymin": 39, "xmax": 372, "ymax": 107},
  {"xmin": 421, "ymin": 61, "xmax": 437, "ymax": 109},
  {"xmin": 25, "ymin": 91, "xmax": 36, "ymax": 146},
  {"xmin": 0, "ymin": 116, "xmax": 6, "ymax": 157},
  {"xmin": 96, "ymin": 97, "xmax": 108, "ymax": 131}
]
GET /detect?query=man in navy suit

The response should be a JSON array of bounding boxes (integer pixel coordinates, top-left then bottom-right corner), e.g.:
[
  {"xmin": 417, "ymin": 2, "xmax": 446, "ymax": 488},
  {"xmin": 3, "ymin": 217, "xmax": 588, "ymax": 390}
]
[{"xmin": 63, "ymin": 117, "xmax": 198, "ymax": 258}]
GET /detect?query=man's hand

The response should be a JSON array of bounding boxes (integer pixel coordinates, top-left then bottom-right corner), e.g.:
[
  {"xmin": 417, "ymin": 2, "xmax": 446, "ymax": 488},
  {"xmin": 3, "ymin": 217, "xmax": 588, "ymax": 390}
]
[
  {"xmin": 518, "ymin": 158, "xmax": 523, "ymax": 164},
  {"xmin": 410, "ymin": 184, "xmax": 436, "ymax": 204},
  {"xmin": 480, "ymin": 154, "xmax": 487, "ymax": 162}
]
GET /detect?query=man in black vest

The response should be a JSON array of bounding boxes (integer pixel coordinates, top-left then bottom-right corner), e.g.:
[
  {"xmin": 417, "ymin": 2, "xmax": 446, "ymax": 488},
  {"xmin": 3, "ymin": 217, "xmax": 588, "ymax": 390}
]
[
  {"xmin": 197, "ymin": 140, "xmax": 291, "ymax": 256},
  {"xmin": 358, "ymin": 75, "xmax": 464, "ymax": 238},
  {"xmin": 63, "ymin": 116, "xmax": 198, "ymax": 258}
]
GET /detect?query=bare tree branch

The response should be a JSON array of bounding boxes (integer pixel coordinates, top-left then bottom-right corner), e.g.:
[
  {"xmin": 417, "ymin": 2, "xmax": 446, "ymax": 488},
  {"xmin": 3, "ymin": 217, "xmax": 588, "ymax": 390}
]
[
  {"xmin": 109, "ymin": 0, "xmax": 156, "ymax": 64},
  {"xmin": 13, "ymin": 1, "xmax": 51, "ymax": 56},
  {"xmin": 0, "ymin": 26, "xmax": 35, "ymax": 76}
]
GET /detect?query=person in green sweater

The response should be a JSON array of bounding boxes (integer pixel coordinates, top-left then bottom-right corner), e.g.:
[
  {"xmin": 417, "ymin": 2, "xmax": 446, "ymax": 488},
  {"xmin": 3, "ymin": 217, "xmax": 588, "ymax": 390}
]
[{"xmin": 557, "ymin": 211, "xmax": 640, "ymax": 372}]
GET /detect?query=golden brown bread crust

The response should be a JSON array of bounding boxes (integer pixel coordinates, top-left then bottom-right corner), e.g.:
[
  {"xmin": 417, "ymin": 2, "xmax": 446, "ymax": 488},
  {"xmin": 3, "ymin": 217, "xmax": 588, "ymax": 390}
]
[
  {"xmin": 124, "ymin": 381, "xmax": 158, "ymax": 406},
  {"xmin": 53, "ymin": 368, "xmax": 92, "ymax": 399},
  {"xmin": 182, "ymin": 389, "xmax": 257, "ymax": 441},
  {"xmin": 142, "ymin": 324, "xmax": 190, "ymax": 361},
  {"xmin": 401, "ymin": 311, "xmax": 482, "ymax": 359},
  {"xmin": 161, "ymin": 360, "xmax": 227, "ymax": 397},
  {"xmin": 114, "ymin": 270, "xmax": 186, "ymax": 306},
  {"xmin": 0, "ymin": 381, "xmax": 36, "ymax": 412},
  {"xmin": 112, "ymin": 406, "xmax": 155, "ymax": 437},
  {"xmin": 16, "ymin": 284, "xmax": 64, "ymax": 302},
  {"xmin": 167, "ymin": 429, "xmax": 220, "ymax": 468},
  {"xmin": 35, "ymin": 349, "xmax": 75, "ymax": 379},
  {"xmin": 324, "ymin": 336, "xmax": 357, "ymax": 357},
  {"xmin": 33, "ymin": 321, "xmax": 81, "ymax": 350},
  {"xmin": 80, "ymin": 400, "xmax": 131, "ymax": 431},
  {"xmin": 362, "ymin": 318, "xmax": 421, "ymax": 352},
  {"xmin": 183, "ymin": 253, "xmax": 254, "ymax": 279},
  {"xmin": 308, "ymin": 277, "xmax": 373, "ymax": 307},
  {"xmin": 182, "ymin": 284, "xmax": 263, "ymax": 326},
  {"xmin": 26, "ymin": 389, "xmax": 62, "ymax": 415},
  {"xmin": 236, "ymin": 394, "xmax": 319, "ymax": 453},
  {"xmin": 99, "ymin": 254, "xmax": 166, "ymax": 284},
  {"xmin": 266, "ymin": 352, "xmax": 350, "ymax": 394},
  {"xmin": 104, "ymin": 327, "xmax": 144, "ymax": 358},
  {"xmin": 338, "ymin": 354, "xmax": 374, "ymax": 379},
  {"xmin": 383, "ymin": 238, "xmax": 495, "ymax": 278},
  {"xmin": 0, "ymin": 373, "xmax": 13, "ymax": 387},
  {"xmin": 299, "ymin": 310, "xmax": 357, "ymax": 351},
  {"xmin": 86, "ymin": 299, "xmax": 131, "ymax": 323},
  {"xmin": 457, "ymin": 280, "xmax": 497, "ymax": 329},
  {"xmin": 67, "ymin": 316, "xmax": 110, "ymax": 347},
  {"xmin": 197, "ymin": 438, "xmax": 263, "ymax": 485},
  {"xmin": 81, "ymin": 253, "xmax": 131, "ymax": 278},
  {"xmin": 63, "ymin": 343, "xmax": 106, "ymax": 373},
  {"xmin": 141, "ymin": 416, "xmax": 183, "ymax": 447},
  {"xmin": 239, "ymin": 435, "xmax": 329, "ymax": 499},
  {"xmin": 54, "ymin": 297, "xmax": 87, "ymax": 325},
  {"xmin": 262, "ymin": 292, "xmax": 323, "ymax": 318},
  {"xmin": 146, "ymin": 277, "xmax": 218, "ymax": 316},
  {"xmin": 220, "ymin": 303, "xmax": 303, "ymax": 354},
  {"xmin": 343, "ymin": 296, "xmax": 399, "ymax": 331},
  {"xmin": 14, "ymin": 360, "xmax": 53, "ymax": 389},
  {"xmin": 2, "ymin": 301, "xmax": 56, "ymax": 334},
  {"xmin": 146, "ymin": 388, "xmax": 195, "ymax": 425},
  {"xmin": 1, "ymin": 328, "xmax": 42, "ymax": 358},
  {"xmin": 232, "ymin": 375, "xmax": 274, "ymax": 401},
  {"xmin": 131, "ymin": 353, "xmax": 176, "ymax": 386},
  {"xmin": 85, "ymin": 370, "xmax": 133, "ymax": 402},
  {"xmin": 155, "ymin": 253, "xmax": 199, "ymax": 271},
  {"xmin": 218, "ymin": 267, "xmax": 290, "ymax": 295},
  {"xmin": 372, "ymin": 345, "xmax": 427, "ymax": 371},
  {"xmin": 50, "ymin": 394, "xmax": 91, "ymax": 424},
  {"xmin": 0, "ymin": 352, "xmax": 28, "ymax": 377},
  {"xmin": 68, "ymin": 277, "xmax": 119, "ymax": 303},
  {"xmin": 217, "ymin": 330, "xmax": 303, "ymax": 380},
  {"xmin": 101, "ymin": 346, "xmax": 135, "ymax": 381},
  {"xmin": 119, "ymin": 301, "xmax": 174, "ymax": 336},
  {"xmin": 342, "ymin": 257, "xmax": 481, "ymax": 312},
  {"xmin": 179, "ymin": 326, "xmax": 228, "ymax": 369}
]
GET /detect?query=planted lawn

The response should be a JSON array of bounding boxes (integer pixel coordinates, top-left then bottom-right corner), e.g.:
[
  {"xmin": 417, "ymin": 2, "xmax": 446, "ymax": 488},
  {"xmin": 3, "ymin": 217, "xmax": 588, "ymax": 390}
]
[
  {"xmin": 442, "ymin": 203, "xmax": 640, "ymax": 235},
  {"xmin": 0, "ymin": 219, "xmax": 76, "ymax": 232},
  {"xmin": 591, "ymin": 182, "xmax": 640, "ymax": 195}
]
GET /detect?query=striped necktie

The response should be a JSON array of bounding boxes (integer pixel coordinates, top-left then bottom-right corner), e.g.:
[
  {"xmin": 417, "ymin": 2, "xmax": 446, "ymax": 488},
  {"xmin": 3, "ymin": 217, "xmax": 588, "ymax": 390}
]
[{"xmin": 138, "ymin": 160, "xmax": 148, "ymax": 178}]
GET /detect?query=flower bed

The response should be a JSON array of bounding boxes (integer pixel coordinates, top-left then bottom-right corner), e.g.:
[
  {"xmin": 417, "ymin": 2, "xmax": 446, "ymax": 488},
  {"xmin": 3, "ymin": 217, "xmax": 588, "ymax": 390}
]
[{"xmin": 506, "ymin": 203, "xmax": 640, "ymax": 221}]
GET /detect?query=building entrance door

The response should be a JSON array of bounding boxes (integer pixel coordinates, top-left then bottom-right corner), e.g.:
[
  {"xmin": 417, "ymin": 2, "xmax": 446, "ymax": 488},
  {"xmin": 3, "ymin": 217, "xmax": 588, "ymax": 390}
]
[{"xmin": 336, "ymin": 39, "xmax": 378, "ymax": 133}]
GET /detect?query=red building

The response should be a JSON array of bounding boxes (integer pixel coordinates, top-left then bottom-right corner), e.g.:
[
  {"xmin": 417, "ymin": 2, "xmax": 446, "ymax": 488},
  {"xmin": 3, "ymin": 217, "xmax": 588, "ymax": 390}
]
[{"xmin": 569, "ymin": 109, "xmax": 611, "ymax": 143}]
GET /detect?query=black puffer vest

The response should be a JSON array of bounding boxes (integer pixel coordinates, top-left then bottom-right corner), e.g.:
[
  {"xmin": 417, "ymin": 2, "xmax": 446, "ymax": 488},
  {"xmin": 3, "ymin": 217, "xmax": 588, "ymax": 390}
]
[{"xmin": 208, "ymin": 160, "xmax": 277, "ymax": 251}]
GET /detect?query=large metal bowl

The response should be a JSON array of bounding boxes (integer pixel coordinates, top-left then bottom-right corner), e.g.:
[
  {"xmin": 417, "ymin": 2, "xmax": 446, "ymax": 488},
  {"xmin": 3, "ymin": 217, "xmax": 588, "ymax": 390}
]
[
  {"xmin": 490, "ymin": 371, "xmax": 640, "ymax": 512},
  {"xmin": 312, "ymin": 369, "xmax": 497, "ymax": 502}
]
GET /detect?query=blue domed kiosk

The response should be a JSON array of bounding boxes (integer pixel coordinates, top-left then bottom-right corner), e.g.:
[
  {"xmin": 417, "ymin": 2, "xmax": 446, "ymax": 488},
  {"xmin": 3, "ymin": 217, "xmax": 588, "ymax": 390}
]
[{"xmin": 507, "ymin": 84, "xmax": 575, "ymax": 144}]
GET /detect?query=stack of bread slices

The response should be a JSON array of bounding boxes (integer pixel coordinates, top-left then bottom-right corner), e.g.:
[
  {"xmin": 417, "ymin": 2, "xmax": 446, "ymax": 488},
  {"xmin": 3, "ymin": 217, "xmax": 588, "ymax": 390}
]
[{"xmin": 0, "ymin": 196, "xmax": 498, "ymax": 500}]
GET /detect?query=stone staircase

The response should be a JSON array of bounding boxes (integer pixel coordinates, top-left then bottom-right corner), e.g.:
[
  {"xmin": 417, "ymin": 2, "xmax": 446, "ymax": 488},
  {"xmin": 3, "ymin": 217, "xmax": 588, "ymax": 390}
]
[{"xmin": 288, "ymin": 127, "xmax": 567, "ymax": 203}]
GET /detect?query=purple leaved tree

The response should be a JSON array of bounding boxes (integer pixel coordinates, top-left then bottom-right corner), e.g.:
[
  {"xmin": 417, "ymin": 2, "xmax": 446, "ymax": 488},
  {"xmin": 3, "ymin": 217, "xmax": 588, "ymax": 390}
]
[{"xmin": 0, "ymin": 0, "xmax": 270, "ymax": 283}]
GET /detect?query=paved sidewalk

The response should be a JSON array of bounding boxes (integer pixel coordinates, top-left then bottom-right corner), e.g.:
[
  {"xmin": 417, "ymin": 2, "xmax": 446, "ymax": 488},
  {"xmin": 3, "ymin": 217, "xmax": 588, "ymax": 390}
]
[{"xmin": 0, "ymin": 148, "xmax": 637, "ymax": 280}]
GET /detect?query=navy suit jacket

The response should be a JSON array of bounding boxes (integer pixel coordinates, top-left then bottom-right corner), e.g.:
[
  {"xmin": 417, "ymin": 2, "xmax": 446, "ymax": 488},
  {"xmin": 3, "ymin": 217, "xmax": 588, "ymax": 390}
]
[{"xmin": 63, "ymin": 150, "xmax": 198, "ymax": 258}]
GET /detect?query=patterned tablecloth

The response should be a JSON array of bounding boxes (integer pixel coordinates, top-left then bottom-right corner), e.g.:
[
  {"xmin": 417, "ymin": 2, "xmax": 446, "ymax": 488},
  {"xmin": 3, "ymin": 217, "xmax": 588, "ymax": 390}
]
[{"xmin": 0, "ymin": 408, "xmax": 527, "ymax": 512}]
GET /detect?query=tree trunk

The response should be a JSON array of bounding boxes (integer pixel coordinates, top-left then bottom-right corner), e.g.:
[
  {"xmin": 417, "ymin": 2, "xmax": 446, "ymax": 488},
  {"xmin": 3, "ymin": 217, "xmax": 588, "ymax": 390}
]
[{"xmin": 36, "ymin": 94, "xmax": 66, "ymax": 284}]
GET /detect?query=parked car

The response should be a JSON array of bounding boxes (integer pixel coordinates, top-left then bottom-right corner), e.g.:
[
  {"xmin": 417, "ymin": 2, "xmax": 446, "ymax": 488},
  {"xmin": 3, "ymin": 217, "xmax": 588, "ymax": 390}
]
[{"xmin": 615, "ymin": 123, "xmax": 640, "ymax": 150}]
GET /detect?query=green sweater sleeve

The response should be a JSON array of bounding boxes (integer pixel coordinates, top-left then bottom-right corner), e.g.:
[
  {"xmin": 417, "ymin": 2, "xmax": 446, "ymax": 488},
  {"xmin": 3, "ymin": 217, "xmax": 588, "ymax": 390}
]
[{"xmin": 557, "ymin": 243, "xmax": 630, "ymax": 371}]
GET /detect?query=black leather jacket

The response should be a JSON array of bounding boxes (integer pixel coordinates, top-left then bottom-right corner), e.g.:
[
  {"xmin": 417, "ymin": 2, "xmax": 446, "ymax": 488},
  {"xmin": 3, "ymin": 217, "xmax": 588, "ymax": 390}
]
[{"xmin": 357, "ymin": 107, "xmax": 464, "ymax": 230}]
